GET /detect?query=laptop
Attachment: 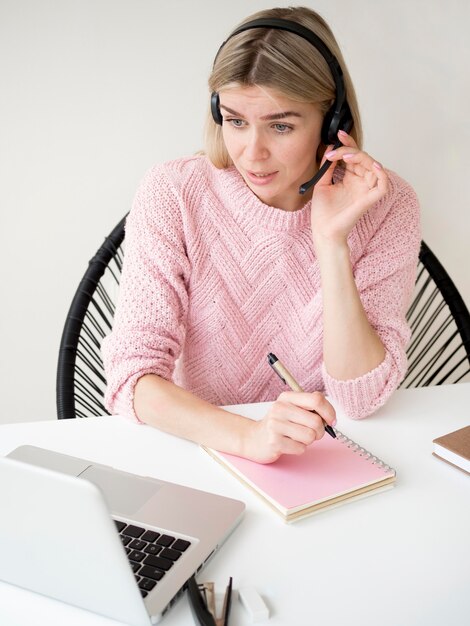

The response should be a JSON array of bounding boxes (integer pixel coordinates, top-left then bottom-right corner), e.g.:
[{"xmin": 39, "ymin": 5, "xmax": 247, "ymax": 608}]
[{"xmin": 0, "ymin": 445, "xmax": 245, "ymax": 625}]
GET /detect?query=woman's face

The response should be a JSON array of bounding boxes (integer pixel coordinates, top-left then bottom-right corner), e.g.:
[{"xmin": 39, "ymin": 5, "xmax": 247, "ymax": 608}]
[{"xmin": 219, "ymin": 84, "xmax": 323, "ymax": 212}]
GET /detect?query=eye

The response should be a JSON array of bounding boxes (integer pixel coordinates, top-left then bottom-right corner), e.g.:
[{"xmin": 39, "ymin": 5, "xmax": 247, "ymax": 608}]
[
  {"xmin": 273, "ymin": 123, "xmax": 292, "ymax": 134},
  {"xmin": 226, "ymin": 118, "xmax": 245, "ymax": 128}
]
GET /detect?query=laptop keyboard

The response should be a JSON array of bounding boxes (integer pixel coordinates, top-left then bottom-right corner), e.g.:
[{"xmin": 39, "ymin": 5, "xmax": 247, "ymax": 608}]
[{"xmin": 114, "ymin": 520, "xmax": 191, "ymax": 598}]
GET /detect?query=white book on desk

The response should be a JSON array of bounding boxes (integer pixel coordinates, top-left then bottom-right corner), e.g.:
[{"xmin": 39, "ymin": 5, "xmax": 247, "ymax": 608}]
[{"xmin": 203, "ymin": 402, "xmax": 396, "ymax": 522}]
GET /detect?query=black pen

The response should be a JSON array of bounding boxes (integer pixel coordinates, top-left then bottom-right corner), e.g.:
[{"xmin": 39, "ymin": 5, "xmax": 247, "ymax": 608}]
[{"xmin": 267, "ymin": 352, "xmax": 337, "ymax": 439}]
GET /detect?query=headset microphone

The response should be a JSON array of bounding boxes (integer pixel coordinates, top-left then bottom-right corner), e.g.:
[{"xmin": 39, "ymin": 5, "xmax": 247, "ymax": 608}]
[{"xmin": 211, "ymin": 17, "xmax": 354, "ymax": 195}]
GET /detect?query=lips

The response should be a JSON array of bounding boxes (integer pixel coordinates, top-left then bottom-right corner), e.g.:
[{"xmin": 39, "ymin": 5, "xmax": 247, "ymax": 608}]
[{"xmin": 245, "ymin": 170, "xmax": 278, "ymax": 186}]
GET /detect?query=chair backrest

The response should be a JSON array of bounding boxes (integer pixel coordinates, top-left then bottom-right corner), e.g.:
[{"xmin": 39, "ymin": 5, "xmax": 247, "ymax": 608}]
[
  {"xmin": 56, "ymin": 223, "xmax": 470, "ymax": 418},
  {"xmin": 56, "ymin": 217, "xmax": 126, "ymax": 419},
  {"xmin": 400, "ymin": 241, "xmax": 470, "ymax": 387}
]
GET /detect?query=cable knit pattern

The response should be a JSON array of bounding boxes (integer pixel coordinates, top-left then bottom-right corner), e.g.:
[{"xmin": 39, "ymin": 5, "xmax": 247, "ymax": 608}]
[{"xmin": 102, "ymin": 155, "xmax": 421, "ymax": 421}]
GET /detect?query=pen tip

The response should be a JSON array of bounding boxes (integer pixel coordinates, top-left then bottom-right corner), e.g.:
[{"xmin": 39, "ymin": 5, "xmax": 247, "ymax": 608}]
[
  {"xmin": 326, "ymin": 425, "xmax": 337, "ymax": 439},
  {"xmin": 267, "ymin": 353, "xmax": 277, "ymax": 364}
]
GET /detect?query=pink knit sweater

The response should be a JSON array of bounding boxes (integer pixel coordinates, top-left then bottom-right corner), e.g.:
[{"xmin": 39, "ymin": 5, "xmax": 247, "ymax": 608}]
[{"xmin": 102, "ymin": 155, "xmax": 421, "ymax": 421}]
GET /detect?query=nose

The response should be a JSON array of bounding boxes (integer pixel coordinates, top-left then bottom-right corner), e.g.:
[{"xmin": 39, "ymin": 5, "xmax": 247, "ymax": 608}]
[{"xmin": 244, "ymin": 128, "xmax": 269, "ymax": 161}]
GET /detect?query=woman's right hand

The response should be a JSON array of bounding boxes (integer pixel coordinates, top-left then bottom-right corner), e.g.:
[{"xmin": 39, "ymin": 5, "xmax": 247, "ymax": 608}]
[{"xmin": 242, "ymin": 391, "xmax": 337, "ymax": 464}]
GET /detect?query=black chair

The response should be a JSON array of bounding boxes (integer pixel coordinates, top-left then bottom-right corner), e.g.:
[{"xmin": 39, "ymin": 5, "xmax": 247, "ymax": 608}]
[{"xmin": 56, "ymin": 220, "xmax": 470, "ymax": 419}]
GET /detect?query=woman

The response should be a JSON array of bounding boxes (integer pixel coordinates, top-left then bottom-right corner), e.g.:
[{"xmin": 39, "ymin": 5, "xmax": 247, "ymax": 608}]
[{"xmin": 102, "ymin": 6, "xmax": 421, "ymax": 463}]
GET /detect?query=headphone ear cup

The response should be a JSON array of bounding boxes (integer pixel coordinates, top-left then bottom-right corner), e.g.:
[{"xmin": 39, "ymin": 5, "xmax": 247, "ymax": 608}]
[
  {"xmin": 321, "ymin": 101, "xmax": 353, "ymax": 145},
  {"xmin": 211, "ymin": 92, "xmax": 223, "ymax": 125},
  {"xmin": 321, "ymin": 105, "xmax": 335, "ymax": 145}
]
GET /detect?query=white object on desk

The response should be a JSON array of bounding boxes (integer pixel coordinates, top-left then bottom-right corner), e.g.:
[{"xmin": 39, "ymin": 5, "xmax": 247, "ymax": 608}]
[{"xmin": 238, "ymin": 586, "xmax": 270, "ymax": 622}]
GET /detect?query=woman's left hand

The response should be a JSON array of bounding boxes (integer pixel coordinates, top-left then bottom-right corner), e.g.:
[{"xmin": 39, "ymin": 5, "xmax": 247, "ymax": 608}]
[{"xmin": 310, "ymin": 129, "xmax": 389, "ymax": 248}]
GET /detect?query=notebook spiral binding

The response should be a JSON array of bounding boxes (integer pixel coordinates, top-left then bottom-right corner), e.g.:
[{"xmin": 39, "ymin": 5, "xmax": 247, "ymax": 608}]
[{"xmin": 334, "ymin": 430, "xmax": 395, "ymax": 474}]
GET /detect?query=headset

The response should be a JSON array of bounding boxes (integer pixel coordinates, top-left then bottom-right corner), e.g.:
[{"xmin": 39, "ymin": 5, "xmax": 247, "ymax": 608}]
[{"xmin": 210, "ymin": 17, "xmax": 353, "ymax": 195}]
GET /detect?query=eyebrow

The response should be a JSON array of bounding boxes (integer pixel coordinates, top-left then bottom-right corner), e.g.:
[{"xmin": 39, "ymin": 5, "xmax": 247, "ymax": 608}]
[{"xmin": 220, "ymin": 105, "xmax": 302, "ymax": 121}]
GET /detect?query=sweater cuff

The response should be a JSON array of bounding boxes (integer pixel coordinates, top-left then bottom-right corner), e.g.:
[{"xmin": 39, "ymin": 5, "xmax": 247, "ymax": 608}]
[
  {"xmin": 322, "ymin": 351, "xmax": 393, "ymax": 420},
  {"xmin": 105, "ymin": 369, "xmax": 162, "ymax": 424}
]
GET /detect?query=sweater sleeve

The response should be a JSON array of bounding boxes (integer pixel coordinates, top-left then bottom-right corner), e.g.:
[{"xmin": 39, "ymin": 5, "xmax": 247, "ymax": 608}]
[
  {"xmin": 101, "ymin": 164, "xmax": 190, "ymax": 421},
  {"xmin": 322, "ymin": 172, "xmax": 421, "ymax": 419}
]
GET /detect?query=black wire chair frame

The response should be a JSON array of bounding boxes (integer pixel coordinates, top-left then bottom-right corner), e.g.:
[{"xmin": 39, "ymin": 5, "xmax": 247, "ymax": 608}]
[
  {"xmin": 401, "ymin": 241, "xmax": 470, "ymax": 387},
  {"xmin": 56, "ymin": 220, "xmax": 470, "ymax": 418},
  {"xmin": 56, "ymin": 216, "xmax": 126, "ymax": 419}
]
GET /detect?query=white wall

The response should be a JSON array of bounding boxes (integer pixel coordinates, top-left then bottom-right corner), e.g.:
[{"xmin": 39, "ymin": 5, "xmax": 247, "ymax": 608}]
[{"xmin": 1, "ymin": 0, "xmax": 469, "ymax": 424}]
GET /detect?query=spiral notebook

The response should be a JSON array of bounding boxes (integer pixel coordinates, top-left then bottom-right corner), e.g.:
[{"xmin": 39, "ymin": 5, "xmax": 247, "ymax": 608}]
[{"xmin": 203, "ymin": 402, "xmax": 396, "ymax": 522}]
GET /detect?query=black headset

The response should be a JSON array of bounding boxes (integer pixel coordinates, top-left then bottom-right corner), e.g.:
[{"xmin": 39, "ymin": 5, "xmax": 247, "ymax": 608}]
[{"xmin": 210, "ymin": 17, "xmax": 353, "ymax": 194}]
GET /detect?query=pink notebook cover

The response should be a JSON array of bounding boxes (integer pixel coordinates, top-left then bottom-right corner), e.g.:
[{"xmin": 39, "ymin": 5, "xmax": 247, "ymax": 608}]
[{"xmin": 210, "ymin": 431, "xmax": 394, "ymax": 511}]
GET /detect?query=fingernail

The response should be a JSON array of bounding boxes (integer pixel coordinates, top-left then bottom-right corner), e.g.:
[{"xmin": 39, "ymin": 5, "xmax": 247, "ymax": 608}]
[
  {"xmin": 338, "ymin": 129, "xmax": 348, "ymax": 136},
  {"xmin": 342, "ymin": 153, "xmax": 354, "ymax": 159},
  {"xmin": 373, "ymin": 161, "xmax": 382, "ymax": 170},
  {"xmin": 325, "ymin": 150, "xmax": 336, "ymax": 158}
]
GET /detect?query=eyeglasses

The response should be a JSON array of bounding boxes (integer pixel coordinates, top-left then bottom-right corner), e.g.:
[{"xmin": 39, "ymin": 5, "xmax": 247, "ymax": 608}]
[{"xmin": 187, "ymin": 575, "xmax": 233, "ymax": 626}]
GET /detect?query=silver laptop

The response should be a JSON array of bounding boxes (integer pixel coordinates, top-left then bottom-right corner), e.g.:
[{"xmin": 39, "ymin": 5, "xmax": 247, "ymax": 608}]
[{"xmin": 0, "ymin": 445, "xmax": 245, "ymax": 625}]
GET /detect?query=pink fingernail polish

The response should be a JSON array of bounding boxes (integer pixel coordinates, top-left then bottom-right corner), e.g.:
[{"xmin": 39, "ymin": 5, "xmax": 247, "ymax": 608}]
[
  {"xmin": 338, "ymin": 129, "xmax": 348, "ymax": 136},
  {"xmin": 342, "ymin": 153, "xmax": 354, "ymax": 159},
  {"xmin": 325, "ymin": 150, "xmax": 336, "ymax": 158},
  {"xmin": 373, "ymin": 161, "xmax": 382, "ymax": 169}
]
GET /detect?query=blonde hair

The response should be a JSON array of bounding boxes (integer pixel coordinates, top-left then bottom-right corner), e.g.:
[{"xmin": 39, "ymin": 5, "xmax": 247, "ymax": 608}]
[{"xmin": 205, "ymin": 6, "xmax": 362, "ymax": 169}]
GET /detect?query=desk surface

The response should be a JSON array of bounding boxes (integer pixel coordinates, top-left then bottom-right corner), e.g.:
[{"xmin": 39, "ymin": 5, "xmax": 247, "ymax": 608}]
[{"xmin": 1, "ymin": 384, "xmax": 470, "ymax": 626}]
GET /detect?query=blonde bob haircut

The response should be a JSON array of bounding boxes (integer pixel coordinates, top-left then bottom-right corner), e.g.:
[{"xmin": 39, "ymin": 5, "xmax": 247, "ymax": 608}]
[{"xmin": 205, "ymin": 6, "xmax": 363, "ymax": 170}]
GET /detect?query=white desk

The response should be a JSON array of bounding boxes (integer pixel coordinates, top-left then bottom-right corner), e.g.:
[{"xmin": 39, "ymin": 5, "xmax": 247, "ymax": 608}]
[{"xmin": 1, "ymin": 384, "xmax": 469, "ymax": 626}]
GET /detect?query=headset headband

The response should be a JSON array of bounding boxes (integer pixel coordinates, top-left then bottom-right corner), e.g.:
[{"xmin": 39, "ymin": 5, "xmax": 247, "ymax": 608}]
[{"xmin": 214, "ymin": 17, "xmax": 346, "ymax": 120}]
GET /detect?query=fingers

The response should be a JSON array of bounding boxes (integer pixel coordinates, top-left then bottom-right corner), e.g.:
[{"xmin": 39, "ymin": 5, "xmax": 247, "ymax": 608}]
[
  {"xmin": 324, "ymin": 139, "xmax": 389, "ymax": 198},
  {"xmin": 325, "ymin": 144, "xmax": 379, "ymax": 172},
  {"xmin": 276, "ymin": 391, "xmax": 337, "ymax": 427},
  {"xmin": 337, "ymin": 128, "xmax": 357, "ymax": 148},
  {"xmin": 259, "ymin": 392, "xmax": 336, "ymax": 457},
  {"xmin": 268, "ymin": 406, "xmax": 325, "ymax": 446}
]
